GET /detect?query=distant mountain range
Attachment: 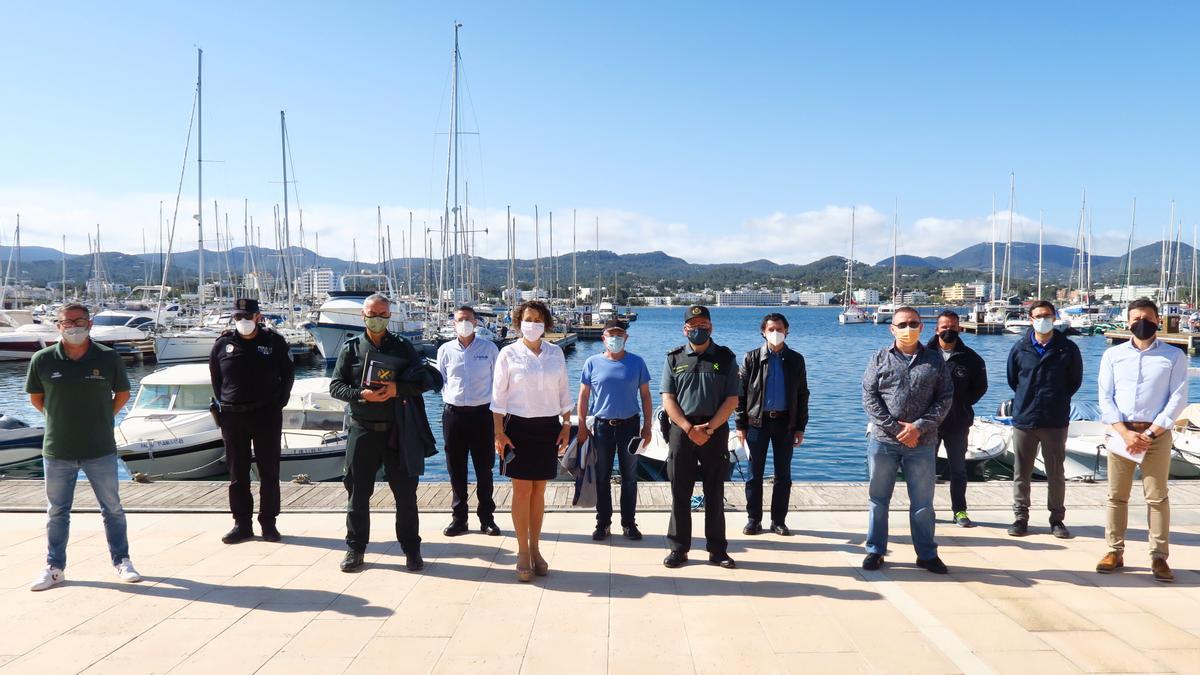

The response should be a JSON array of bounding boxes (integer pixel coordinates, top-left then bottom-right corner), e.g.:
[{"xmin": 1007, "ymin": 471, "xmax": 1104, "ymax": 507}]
[{"xmin": 0, "ymin": 239, "xmax": 1191, "ymax": 296}]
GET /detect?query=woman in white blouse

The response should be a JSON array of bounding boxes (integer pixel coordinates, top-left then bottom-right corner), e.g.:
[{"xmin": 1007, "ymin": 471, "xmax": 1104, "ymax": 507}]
[{"xmin": 492, "ymin": 300, "xmax": 572, "ymax": 582}]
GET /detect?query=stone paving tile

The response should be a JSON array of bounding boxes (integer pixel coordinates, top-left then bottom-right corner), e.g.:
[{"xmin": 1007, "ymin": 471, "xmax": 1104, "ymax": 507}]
[{"xmin": 0, "ymin": 507, "xmax": 1197, "ymax": 674}]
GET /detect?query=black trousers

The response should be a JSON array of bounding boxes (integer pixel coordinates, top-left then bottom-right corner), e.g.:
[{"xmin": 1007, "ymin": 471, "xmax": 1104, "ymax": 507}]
[
  {"xmin": 745, "ymin": 416, "xmax": 794, "ymax": 525},
  {"xmin": 442, "ymin": 405, "xmax": 496, "ymax": 525},
  {"xmin": 220, "ymin": 408, "xmax": 282, "ymax": 528},
  {"xmin": 343, "ymin": 425, "xmax": 421, "ymax": 554},
  {"xmin": 667, "ymin": 422, "xmax": 728, "ymax": 556},
  {"xmin": 938, "ymin": 426, "xmax": 970, "ymax": 513}
]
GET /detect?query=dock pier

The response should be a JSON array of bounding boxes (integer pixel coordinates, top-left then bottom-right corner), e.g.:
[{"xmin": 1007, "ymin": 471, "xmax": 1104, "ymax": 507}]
[{"xmin": 1106, "ymin": 329, "xmax": 1200, "ymax": 354}]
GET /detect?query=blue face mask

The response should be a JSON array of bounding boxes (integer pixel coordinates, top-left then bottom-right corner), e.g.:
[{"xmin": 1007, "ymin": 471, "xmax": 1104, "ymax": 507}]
[
  {"xmin": 604, "ymin": 336, "xmax": 626, "ymax": 353},
  {"xmin": 686, "ymin": 327, "xmax": 711, "ymax": 345}
]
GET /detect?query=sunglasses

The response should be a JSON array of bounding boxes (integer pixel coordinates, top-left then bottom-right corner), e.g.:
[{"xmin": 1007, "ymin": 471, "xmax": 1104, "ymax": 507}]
[
  {"xmin": 56, "ymin": 319, "xmax": 89, "ymax": 328},
  {"xmin": 232, "ymin": 312, "xmax": 255, "ymax": 321},
  {"xmin": 892, "ymin": 321, "xmax": 921, "ymax": 329}
]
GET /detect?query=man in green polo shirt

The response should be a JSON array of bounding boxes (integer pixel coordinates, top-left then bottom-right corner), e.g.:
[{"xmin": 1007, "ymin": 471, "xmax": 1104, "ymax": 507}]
[{"xmin": 25, "ymin": 302, "xmax": 141, "ymax": 591}]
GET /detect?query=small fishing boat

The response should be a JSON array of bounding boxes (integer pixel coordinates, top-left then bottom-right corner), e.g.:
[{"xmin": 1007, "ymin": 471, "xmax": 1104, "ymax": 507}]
[{"xmin": 937, "ymin": 418, "xmax": 1009, "ymax": 479}]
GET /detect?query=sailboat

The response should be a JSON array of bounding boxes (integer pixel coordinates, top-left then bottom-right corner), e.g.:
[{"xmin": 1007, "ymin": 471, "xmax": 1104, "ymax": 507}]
[
  {"xmin": 838, "ymin": 207, "xmax": 869, "ymax": 325},
  {"xmin": 874, "ymin": 202, "xmax": 900, "ymax": 324}
]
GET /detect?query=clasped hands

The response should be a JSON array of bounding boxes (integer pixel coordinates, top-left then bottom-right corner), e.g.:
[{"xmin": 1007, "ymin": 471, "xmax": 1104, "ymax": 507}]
[
  {"xmin": 895, "ymin": 421, "xmax": 921, "ymax": 448},
  {"xmin": 1119, "ymin": 426, "xmax": 1155, "ymax": 455},
  {"xmin": 360, "ymin": 382, "xmax": 397, "ymax": 403}
]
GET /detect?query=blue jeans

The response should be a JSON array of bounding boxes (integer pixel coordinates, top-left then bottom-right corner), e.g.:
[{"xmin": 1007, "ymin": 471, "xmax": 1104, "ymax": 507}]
[
  {"xmin": 44, "ymin": 454, "xmax": 130, "ymax": 569},
  {"xmin": 866, "ymin": 438, "xmax": 937, "ymax": 560},
  {"xmin": 744, "ymin": 417, "xmax": 794, "ymax": 525},
  {"xmin": 592, "ymin": 418, "xmax": 641, "ymax": 528}
]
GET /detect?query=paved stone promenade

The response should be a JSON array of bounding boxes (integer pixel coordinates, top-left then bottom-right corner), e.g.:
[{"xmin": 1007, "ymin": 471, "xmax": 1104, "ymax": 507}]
[{"xmin": 0, "ymin": 484, "xmax": 1198, "ymax": 674}]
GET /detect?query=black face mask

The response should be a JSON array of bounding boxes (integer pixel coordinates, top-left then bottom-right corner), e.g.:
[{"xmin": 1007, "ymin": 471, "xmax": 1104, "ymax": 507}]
[
  {"xmin": 1130, "ymin": 318, "xmax": 1158, "ymax": 340},
  {"xmin": 686, "ymin": 327, "xmax": 711, "ymax": 345},
  {"xmin": 938, "ymin": 329, "xmax": 958, "ymax": 344}
]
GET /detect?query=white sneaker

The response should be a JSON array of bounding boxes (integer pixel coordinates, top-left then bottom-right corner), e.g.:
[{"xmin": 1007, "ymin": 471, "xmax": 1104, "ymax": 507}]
[
  {"xmin": 30, "ymin": 566, "xmax": 64, "ymax": 591},
  {"xmin": 114, "ymin": 558, "xmax": 142, "ymax": 583}
]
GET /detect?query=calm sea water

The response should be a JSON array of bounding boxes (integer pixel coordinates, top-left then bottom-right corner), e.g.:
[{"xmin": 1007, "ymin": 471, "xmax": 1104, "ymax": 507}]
[{"xmin": 3, "ymin": 306, "xmax": 1198, "ymax": 481}]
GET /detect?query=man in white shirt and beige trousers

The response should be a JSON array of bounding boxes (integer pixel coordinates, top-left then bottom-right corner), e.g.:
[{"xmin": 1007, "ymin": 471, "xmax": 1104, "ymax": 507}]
[{"xmin": 1096, "ymin": 298, "xmax": 1187, "ymax": 582}]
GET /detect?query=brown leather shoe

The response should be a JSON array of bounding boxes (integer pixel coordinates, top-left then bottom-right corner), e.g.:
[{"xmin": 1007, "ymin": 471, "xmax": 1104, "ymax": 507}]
[
  {"xmin": 1151, "ymin": 558, "xmax": 1174, "ymax": 583},
  {"xmin": 1095, "ymin": 551, "xmax": 1124, "ymax": 573}
]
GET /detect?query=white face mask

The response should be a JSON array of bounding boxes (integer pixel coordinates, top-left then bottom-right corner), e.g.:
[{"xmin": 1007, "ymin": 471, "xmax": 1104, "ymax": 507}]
[
  {"xmin": 764, "ymin": 331, "xmax": 786, "ymax": 347},
  {"xmin": 1031, "ymin": 317, "xmax": 1055, "ymax": 335},
  {"xmin": 520, "ymin": 321, "xmax": 545, "ymax": 341},
  {"xmin": 62, "ymin": 327, "xmax": 89, "ymax": 346},
  {"xmin": 603, "ymin": 335, "xmax": 626, "ymax": 353},
  {"xmin": 235, "ymin": 319, "xmax": 257, "ymax": 336},
  {"xmin": 455, "ymin": 320, "xmax": 475, "ymax": 338}
]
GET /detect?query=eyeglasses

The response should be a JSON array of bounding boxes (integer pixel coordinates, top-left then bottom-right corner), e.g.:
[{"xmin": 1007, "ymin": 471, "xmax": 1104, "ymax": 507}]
[
  {"xmin": 232, "ymin": 312, "xmax": 255, "ymax": 321},
  {"xmin": 56, "ymin": 319, "xmax": 89, "ymax": 328},
  {"xmin": 892, "ymin": 321, "xmax": 921, "ymax": 329},
  {"xmin": 363, "ymin": 313, "xmax": 391, "ymax": 319}
]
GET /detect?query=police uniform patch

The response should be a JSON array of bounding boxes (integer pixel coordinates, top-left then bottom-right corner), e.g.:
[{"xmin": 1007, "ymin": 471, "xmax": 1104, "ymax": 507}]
[
  {"xmin": 691, "ymin": 307, "xmax": 703, "ymax": 316},
  {"xmin": 226, "ymin": 344, "xmax": 234, "ymax": 353}
]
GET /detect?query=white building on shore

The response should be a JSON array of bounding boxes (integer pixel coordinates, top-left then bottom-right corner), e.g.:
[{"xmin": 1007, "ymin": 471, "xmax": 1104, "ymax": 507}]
[{"xmin": 715, "ymin": 290, "xmax": 785, "ymax": 306}]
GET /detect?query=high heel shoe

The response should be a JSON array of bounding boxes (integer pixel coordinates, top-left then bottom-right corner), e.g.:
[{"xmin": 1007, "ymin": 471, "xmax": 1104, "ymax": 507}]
[
  {"xmin": 516, "ymin": 565, "xmax": 533, "ymax": 582},
  {"xmin": 533, "ymin": 561, "xmax": 549, "ymax": 577}
]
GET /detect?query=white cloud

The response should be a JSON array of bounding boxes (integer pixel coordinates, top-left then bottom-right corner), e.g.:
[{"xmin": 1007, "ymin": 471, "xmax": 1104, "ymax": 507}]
[{"xmin": 0, "ymin": 185, "xmax": 1167, "ymax": 268}]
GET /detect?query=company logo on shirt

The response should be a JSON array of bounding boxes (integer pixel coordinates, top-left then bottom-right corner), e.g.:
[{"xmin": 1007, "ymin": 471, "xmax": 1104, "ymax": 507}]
[
  {"xmin": 85, "ymin": 368, "xmax": 106, "ymax": 381},
  {"xmin": 50, "ymin": 371, "xmax": 62, "ymax": 379},
  {"xmin": 256, "ymin": 346, "xmax": 273, "ymax": 355}
]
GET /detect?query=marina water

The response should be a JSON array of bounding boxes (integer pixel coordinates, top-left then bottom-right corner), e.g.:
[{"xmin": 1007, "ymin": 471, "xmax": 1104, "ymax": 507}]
[{"xmin": 2, "ymin": 305, "xmax": 1197, "ymax": 482}]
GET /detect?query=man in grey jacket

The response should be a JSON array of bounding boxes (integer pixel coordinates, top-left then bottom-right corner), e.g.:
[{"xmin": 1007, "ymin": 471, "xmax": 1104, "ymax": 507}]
[{"xmin": 861, "ymin": 307, "xmax": 954, "ymax": 573}]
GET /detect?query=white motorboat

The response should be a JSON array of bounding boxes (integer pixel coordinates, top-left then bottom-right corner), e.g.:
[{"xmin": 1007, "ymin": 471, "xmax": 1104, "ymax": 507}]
[
  {"xmin": 116, "ymin": 364, "xmax": 227, "ymax": 479},
  {"xmin": 302, "ymin": 275, "xmax": 425, "ymax": 366},
  {"xmin": 937, "ymin": 418, "xmax": 1009, "ymax": 477},
  {"xmin": 1167, "ymin": 404, "xmax": 1200, "ymax": 478},
  {"xmin": 154, "ymin": 327, "xmax": 224, "ymax": 364},
  {"xmin": 0, "ymin": 415, "xmax": 45, "ymax": 473},
  {"xmin": 116, "ymin": 364, "xmax": 348, "ymax": 481},
  {"xmin": 0, "ymin": 321, "xmax": 153, "ymax": 362},
  {"xmin": 873, "ymin": 303, "xmax": 897, "ymax": 325},
  {"xmin": 636, "ymin": 407, "xmax": 749, "ymax": 481}
]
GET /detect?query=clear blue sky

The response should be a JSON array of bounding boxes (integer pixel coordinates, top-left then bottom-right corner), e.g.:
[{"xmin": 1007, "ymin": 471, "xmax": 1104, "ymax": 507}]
[{"xmin": 1, "ymin": 2, "xmax": 1197, "ymax": 265}]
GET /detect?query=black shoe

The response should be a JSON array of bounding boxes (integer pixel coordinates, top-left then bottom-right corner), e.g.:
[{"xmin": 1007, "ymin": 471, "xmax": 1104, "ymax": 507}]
[
  {"xmin": 708, "ymin": 554, "xmax": 736, "ymax": 569},
  {"xmin": 443, "ymin": 521, "xmax": 469, "ymax": 537},
  {"xmin": 260, "ymin": 524, "xmax": 282, "ymax": 543},
  {"xmin": 917, "ymin": 557, "xmax": 949, "ymax": 574},
  {"xmin": 592, "ymin": 525, "xmax": 610, "ymax": 541},
  {"xmin": 622, "ymin": 525, "xmax": 643, "ymax": 540},
  {"xmin": 481, "ymin": 522, "xmax": 501, "ymax": 536},
  {"xmin": 663, "ymin": 551, "xmax": 688, "ymax": 568},
  {"xmin": 405, "ymin": 552, "xmax": 425, "ymax": 572},
  {"xmin": 1008, "ymin": 520, "xmax": 1029, "ymax": 537},
  {"xmin": 221, "ymin": 526, "xmax": 254, "ymax": 545},
  {"xmin": 770, "ymin": 522, "xmax": 791, "ymax": 536},
  {"xmin": 340, "ymin": 550, "xmax": 364, "ymax": 573},
  {"xmin": 862, "ymin": 553, "xmax": 884, "ymax": 571},
  {"xmin": 743, "ymin": 521, "xmax": 762, "ymax": 535},
  {"xmin": 1050, "ymin": 522, "xmax": 1072, "ymax": 539}
]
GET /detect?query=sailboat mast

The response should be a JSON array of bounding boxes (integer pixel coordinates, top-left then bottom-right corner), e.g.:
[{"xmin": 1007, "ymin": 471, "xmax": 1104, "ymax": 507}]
[
  {"xmin": 61, "ymin": 234, "xmax": 66, "ymax": 303},
  {"xmin": 891, "ymin": 198, "xmax": 898, "ymax": 303},
  {"xmin": 990, "ymin": 194, "xmax": 997, "ymax": 302},
  {"xmin": 847, "ymin": 207, "xmax": 856, "ymax": 307},
  {"xmin": 1126, "ymin": 198, "xmax": 1137, "ymax": 291},
  {"xmin": 196, "ymin": 47, "xmax": 204, "ymax": 312},
  {"xmin": 1037, "ymin": 211, "xmax": 1044, "ymax": 300},
  {"xmin": 1003, "ymin": 172, "xmax": 1015, "ymax": 298},
  {"xmin": 280, "ymin": 110, "xmax": 295, "ymax": 323},
  {"xmin": 572, "ymin": 209, "xmax": 578, "ymax": 310}
]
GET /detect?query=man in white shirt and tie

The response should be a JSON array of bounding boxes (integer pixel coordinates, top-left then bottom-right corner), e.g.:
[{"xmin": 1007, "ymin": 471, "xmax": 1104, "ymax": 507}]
[
  {"xmin": 436, "ymin": 306, "xmax": 501, "ymax": 536},
  {"xmin": 1096, "ymin": 297, "xmax": 1188, "ymax": 582}
]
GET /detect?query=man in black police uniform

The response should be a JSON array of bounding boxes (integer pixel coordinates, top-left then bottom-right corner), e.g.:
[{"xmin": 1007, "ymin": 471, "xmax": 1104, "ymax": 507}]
[
  {"xmin": 660, "ymin": 305, "xmax": 740, "ymax": 569},
  {"xmin": 329, "ymin": 293, "xmax": 441, "ymax": 573},
  {"xmin": 209, "ymin": 298, "xmax": 294, "ymax": 544}
]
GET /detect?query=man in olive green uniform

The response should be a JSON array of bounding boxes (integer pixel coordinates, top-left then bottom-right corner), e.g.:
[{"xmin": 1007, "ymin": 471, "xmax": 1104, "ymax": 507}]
[
  {"xmin": 329, "ymin": 293, "xmax": 441, "ymax": 573},
  {"xmin": 660, "ymin": 305, "xmax": 740, "ymax": 569},
  {"xmin": 26, "ymin": 303, "xmax": 141, "ymax": 591}
]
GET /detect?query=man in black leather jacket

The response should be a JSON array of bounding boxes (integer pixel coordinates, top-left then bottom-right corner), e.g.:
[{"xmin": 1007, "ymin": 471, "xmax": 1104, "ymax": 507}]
[{"xmin": 735, "ymin": 313, "xmax": 809, "ymax": 536}]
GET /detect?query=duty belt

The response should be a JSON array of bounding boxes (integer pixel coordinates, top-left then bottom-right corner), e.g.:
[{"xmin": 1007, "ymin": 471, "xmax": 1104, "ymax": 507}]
[
  {"xmin": 595, "ymin": 416, "xmax": 638, "ymax": 427},
  {"xmin": 1124, "ymin": 421, "xmax": 1153, "ymax": 433},
  {"xmin": 352, "ymin": 419, "xmax": 393, "ymax": 432},
  {"xmin": 220, "ymin": 401, "xmax": 266, "ymax": 413},
  {"xmin": 763, "ymin": 410, "xmax": 787, "ymax": 420}
]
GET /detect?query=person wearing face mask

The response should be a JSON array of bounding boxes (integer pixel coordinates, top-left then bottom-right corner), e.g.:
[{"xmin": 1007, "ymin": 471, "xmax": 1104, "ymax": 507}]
[
  {"xmin": 576, "ymin": 319, "xmax": 653, "ymax": 541},
  {"xmin": 330, "ymin": 293, "xmax": 442, "ymax": 573},
  {"xmin": 208, "ymin": 298, "xmax": 295, "ymax": 545},
  {"xmin": 925, "ymin": 310, "xmax": 987, "ymax": 528},
  {"xmin": 861, "ymin": 307, "xmax": 954, "ymax": 574},
  {"xmin": 1096, "ymin": 298, "xmax": 1187, "ymax": 582},
  {"xmin": 660, "ymin": 305, "xmax": 740, "ymax": 569},
  {"xmin": 26, "ymin": 303, "xmax": 141, "ymax": 592},
  {"xmin": 735, "ymin": 313, "xmax": 809, "ymax": 536},
  {"xmin": 492, "ymin": 300, "xmax": 572, "ymax": 581},
  {"xmin": 435, "ymin": 305, "xmax": 501, "ymax": 537},
  {"xmin": 1006, "ymin": 299, "xmax": 1083, "ymax": 539}
]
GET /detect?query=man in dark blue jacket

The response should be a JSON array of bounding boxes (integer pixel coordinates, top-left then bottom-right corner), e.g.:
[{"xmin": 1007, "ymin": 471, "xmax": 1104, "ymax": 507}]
[{"xmin": 1006, "ymin": 300, "xmax": 1083, "ymax": 539}]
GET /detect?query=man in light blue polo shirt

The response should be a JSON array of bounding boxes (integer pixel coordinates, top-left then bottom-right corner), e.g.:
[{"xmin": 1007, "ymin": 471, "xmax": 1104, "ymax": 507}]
[
  {"xmin": 436, "ymin": 305, "xmax": 501, "ymax": 537},
  {"xmin": 576, "ymin": 319, "xmax": 652, "ymax": 541}
]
